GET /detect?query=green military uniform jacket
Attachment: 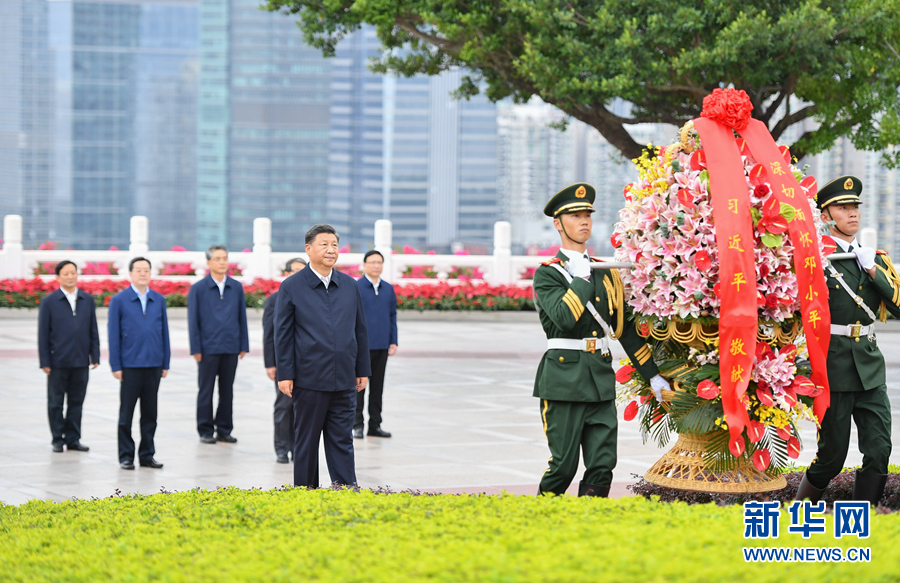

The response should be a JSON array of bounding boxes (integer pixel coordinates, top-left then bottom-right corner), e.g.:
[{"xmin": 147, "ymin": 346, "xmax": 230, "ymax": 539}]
[
  {"xmin": 826, "ymin": 252, "xmax": 900, "ymax": 392},
  {"xmin": 533, "ymin": 251, "xmax": 659, "ymax": 402}
]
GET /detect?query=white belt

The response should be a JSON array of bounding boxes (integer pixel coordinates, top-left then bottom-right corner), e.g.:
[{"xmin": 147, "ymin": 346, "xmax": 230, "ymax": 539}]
[
  {"xmin": 547, "ymin": 338, "xmax": 608, "ymax": 356},
  {"xmin": 830, "ymin": 323, "xmax": 874, "ymax": 338}
]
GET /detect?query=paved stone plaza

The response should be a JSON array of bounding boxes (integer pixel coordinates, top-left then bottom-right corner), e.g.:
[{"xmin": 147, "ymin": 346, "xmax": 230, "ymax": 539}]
[{"xmin": 3, "ymin": 310, "xmax": 900, "ymax": 505}]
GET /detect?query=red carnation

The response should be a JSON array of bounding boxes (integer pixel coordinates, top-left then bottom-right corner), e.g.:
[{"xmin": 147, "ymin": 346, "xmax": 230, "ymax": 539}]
[
  {"xmin": 623, "ymin": 401, "xmax": 639, "ymax": 421},
  {"xmin": 701, "ymin": 88, "xmax": 754, "ymax": 130},
  {"xmin": 758, "ymin": 264, "xmax": 770, "ymax": 278}
]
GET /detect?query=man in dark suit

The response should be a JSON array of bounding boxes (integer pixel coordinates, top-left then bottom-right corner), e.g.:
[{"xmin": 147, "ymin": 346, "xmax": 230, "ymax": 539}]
[
  {"xmin": 38, "ymin": 260, "xmax": 100, "ymax": 452},
  {"xmin": 263, "ymin": 256, "xmax": 306, "ymax": 463},
  {"xmin": 355, "ymin": 250, "xmax": 398, "ymax": 439},
  {"xmin": 274, "ymin": 224, "xmax": 371, "ymax": 488},
  {"xmin": 188, "ymin": 245, "xmax": 250, "ymax": 444},
  {"xmin": 108, "ymin": 257, "xmax": 170, "ymax": 470}
]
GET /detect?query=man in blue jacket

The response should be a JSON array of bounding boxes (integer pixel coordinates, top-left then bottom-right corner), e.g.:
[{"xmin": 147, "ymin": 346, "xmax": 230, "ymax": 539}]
[
  {"xmin": 38, "ymin": 260, "xmax": 100, "ymax": 452},
  {"xmin": 274, "ymin": 224, "xmax": 371, "ymax": 488},
  {"xmin": 263, "ymin": 256, "xmax": 306, "ymax": 463},
  {"xmin": 188, "ymin": 245, "xmax": 249, "ymax": 444},
  {"xmin": 355, "ymin": 250, "xmax": 398, "ymax": 439},
  {"xmin": 108, "ymin": 257, "xmax": 170, "ymax": 470}
]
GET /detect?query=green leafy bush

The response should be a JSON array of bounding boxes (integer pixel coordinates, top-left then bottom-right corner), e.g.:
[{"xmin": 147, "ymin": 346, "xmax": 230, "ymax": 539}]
[{"xmin": 2, "ymin": 488, "xmax": 899, "ymax": 582}]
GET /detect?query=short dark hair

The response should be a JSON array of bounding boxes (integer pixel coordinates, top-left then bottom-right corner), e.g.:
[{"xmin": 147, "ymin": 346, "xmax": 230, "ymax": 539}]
[
  {"xmin": 129, "ymin": 256, "xmax": 151, "ymax": 272},
  {"xmin": 55, "ymin": 260, "xmax": 77, "ymax": 276},
  {"xmin": 205, "ymin": 244, "xmax": 228, "ymax": 260},
  {"xmin": 363, "ymin": 250, "xmax": 384, "ymax": 263},
  {"xmin": 285, "ymin": 257, "xmax": 307, "ymax": 271},
  {"xmin": 305, "ymin": 224, "xmax": 339, "ymax": 246}
]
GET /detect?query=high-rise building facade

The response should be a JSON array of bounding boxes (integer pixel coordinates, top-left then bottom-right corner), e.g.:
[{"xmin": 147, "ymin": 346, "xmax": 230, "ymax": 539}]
[
  {"xmin": 197, "ymin": 0, "xmax": 331, "ymax": 252},
  {"xmin": 328, "ymin": 27, "xmax": 499, "ymax": 252},
  {"xmin": 0, "ymin": 0, "xmax": 198, "ymax": 250}
]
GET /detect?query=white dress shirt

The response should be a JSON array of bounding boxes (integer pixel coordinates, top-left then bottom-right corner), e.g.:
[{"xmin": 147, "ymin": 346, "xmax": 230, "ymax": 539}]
[
  {"xmin": 310, "ymin": 266, "xmax": 333, "ymax": 288},
  {"xmin": 212, "ymin": 275, "xmax": 226, "ymax": 298},
  {"xmin": 834, "ymin": 237, "xmax": 862, "ymax": 271},
  {"xmin": 365, "ymin": 273, "xmax": 381, "ymax": 296},
  {"xmin": 61, "ymin": 287, "xmax": 79, "ymax": 315}
]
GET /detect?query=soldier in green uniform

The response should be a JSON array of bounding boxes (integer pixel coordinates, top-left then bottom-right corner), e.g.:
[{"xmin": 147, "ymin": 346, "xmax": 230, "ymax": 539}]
[
  {"xmin": 533, "ymin": 183, "xmax": 669, "ymax": 497},
  {"xmin": 795, "ymin": 176, "xmax": 900, "ymax": 505}
]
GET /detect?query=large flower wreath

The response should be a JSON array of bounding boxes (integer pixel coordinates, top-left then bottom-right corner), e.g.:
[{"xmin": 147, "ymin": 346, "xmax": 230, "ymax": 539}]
[{"xmin": 611, "ymin": 97, "xmax": 831, "ymax": 474}]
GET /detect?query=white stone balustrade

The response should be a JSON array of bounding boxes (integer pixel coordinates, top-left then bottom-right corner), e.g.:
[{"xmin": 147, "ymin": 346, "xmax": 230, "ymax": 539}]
[{"xmin": 0, "ymin": 214, "xmax": 574, "ymax": 286}]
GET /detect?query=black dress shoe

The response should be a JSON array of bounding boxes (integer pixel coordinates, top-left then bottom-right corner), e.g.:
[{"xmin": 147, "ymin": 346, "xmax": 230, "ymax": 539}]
[
  {"xmin": 200, "ymin": 435, "xmax": 217, "ymax": 444},
  {"xmin": 216, "ymin": 433, "xmax": 237, "ymax": 443},
  {"xmin": 67, "ymin": 442, "xmax": 90, "ymax": 452},
  {"xmin": 120, "ymin": 461, "xmax": 135, "ymax": 470},
  {"xmin": 276, "ymin": 454, "xmax": 290, "ymax": 464},
  {"xmin": 139, "ymin": 458, "xmax": 163, "ymax": 469},
  {"xmin": 367, "ymin": 427, "xmax": 392, "ymax": 438},
  {"xmin": 353, "ymin": 427, "xmax": 363, "ymax": 439},
  {"xmin": 52, "ymin": 443, "xmax": 64, "ymax": 453}
]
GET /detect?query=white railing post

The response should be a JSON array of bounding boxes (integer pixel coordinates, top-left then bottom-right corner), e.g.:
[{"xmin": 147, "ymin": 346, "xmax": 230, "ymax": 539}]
[
  {"xmin": 0, "ymin": 215, "xmax": 25, "ymax": 279},
  {"xmin": 860, "ymin": 227, "xmax": 877, "ymax": 250},
  {"xmin": 127, "ymin": 215, "xmax": 150, "ymax": 275},
  {"xmin": 247, "ymin": 217, "xmax": 272, "ymax": 280},
  {"xmin": 374, "ymin": 219, "xmax": 393, "ymax": 282},
  {"xmin": 491, "ymin": 221, "xmax": 512, "ymax": 285}
]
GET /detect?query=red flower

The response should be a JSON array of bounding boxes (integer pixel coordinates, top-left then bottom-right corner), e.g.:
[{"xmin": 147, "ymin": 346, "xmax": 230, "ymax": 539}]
[
  {"xmin": 640, "ymin": 394, "xmax": 651, "ymax": 405},
  {"xmin": 623, "ymin": 183, "xmax": 634, "ymax": 202},
  {"xmin": 800, "ymin": 175, "xmax": 818, "ymax": 198},
  {"xmin": 615, "ymin": 365, "xmax": 635, "ymax": 384},
  {"xmin": 713, "ymin": 282, "xmax": 721, "ymax": 298},
  {"xmin": 689, "ymin": 150, "xmax": 706, "ymax": 171},
  {"xmin": 610, "ymin": 233, "xmax": 622, "ymax": 249},
  {"xmin": 696, "ymin": 379, "xmax": 720, "ymax": 400},
  {"xmin": 757, "ymin": 264, "xmax": 770, "ymax": 278},
  {"xmin": 752, "ymin": 448, "xmax": 772, "ymax": 471},
  {"xmin": 748, "ymin": 165, "xmax": 768, "ymax": 188},
  {"xmin": 753, "ymin": 184, "xmax": 771, "ymax": 198},
  {"xmin": 756, "ymin": 386, "xmax": 774, "ymax": 407},
  {"xmin": 757, "ymin": 196, "xmax": 788, "ymax": 235},
  {"xmin": 778, "ymin": 145, "xmax": 791, "ymax": 164},
  {"xmin": 780, "ymin": 344, "xmax": 797, "ymax": 363},
  {"xmin": 677, "ymin": 188, "xmax": 694, "ymax": 209},
  {"xmin": 755, "ymin": 341, "xmax": 774, "ymax": 361},
  {"xmin": 638, "ymin": 322, "xmax": 650, "ymax": 337},
  {"xmin": 747, "ymin": 420, "xmax": 765, "ymax": 443},
  {"xmin": 765, "ymin": 294, "xmax": 779, "ymax": 309},
  {"xmin": 734, "ymin": 138, "xmax": 748, "ymax": 155},
  {"xmin": 700, "ymin": 88, "xmax": 754, "ymax": 131},
  {"xmin": 694, "ymin": 250, "xmax": 711, "ymax": 271},
  {"xmin": 782, "ymin": 385, "xmax": 798, "ymax": 407},
  {"xmin": 776, "ymin": 425, "xmax": 792, "ymax": 441},
  {"xmin": 821, "ymin": 236, "xmax": 837, "ymax": 257},
  {"xmin": 791, "ymin": 375, "xmax": 819, "ymax": 397},
  {"xmin": 787, "ymin": 437, "xmax": 801, "ymax": 459},
  {"xmin": 729, "ymin": 436, "xmax": 745, "ymax": 457},
  {"xmin": 623, "ymin": 401, "xmax": 639, "ymax": 421}
]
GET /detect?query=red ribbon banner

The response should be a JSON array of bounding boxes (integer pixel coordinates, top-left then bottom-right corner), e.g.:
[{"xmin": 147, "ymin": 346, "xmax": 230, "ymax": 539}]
[
  {"xmin": 692, "ymin": 117, "xmax": 757, "ymax": 454},
  {"xmin": 739, "ymin": 120, "xmax": 832, "ymax": 421}
]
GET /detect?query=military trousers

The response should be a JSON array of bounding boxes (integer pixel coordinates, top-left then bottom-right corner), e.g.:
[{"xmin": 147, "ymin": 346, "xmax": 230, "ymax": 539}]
[
  {"xmin": 538, "ymin": 398, "xmax": 617, "ymax": 495},
  {"xmin": 806, "ymin": 385, "xmax": 892, "ymax": 490}
]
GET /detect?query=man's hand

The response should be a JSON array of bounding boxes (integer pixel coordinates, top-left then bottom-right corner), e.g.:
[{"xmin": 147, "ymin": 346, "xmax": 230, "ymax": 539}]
[
  {"xmin": 42, "ymin": 367, "xmax": 51, "ymax": 375},
  {"xmin": 91, "ymin": 362, "xmax": 100, "ymax": 369},
  {"xmin": 388, "ymin": 344, "xmax": 398, "ymax": 357},
  {"xmin": 112, "ymin": 371, "xmax": 123, "ymax": 380},
  {"xmin": 649, "ymin": 375, "xmax": 670, "ymax": 402},
  {"xmin": 266, "ymin": 367, "xmax": 277, "ymax": 381},
  {"xmin": 356, "ymin": 377, "xmax": 368, "ymax": 392},
  {"xmin": 239, "ymin": 351, "xmax": 247, "ymax": 360},
  {"xmin": 193, "ymin": 354, "xmax": 202, "ymax": 363},
  {"xmin": 853, "ymin": 246, "xmax": 878, "ymax": 277},
  {"xmin": 278, "ymin": 379, "xmax": 293, "ymax": 397},
  {"xmin": 161, "ymin": 370, "xmax": 168, "ymax": 378}
]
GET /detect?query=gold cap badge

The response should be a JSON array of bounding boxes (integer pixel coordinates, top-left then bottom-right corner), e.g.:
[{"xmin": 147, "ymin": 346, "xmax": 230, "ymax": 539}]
[
  {"xmin": 575, "ymin": 186, "xmax": 587, "ymax": 199},
  {"xmin": 844, "ymin": 178, "xmax": 854, "ymax": 190}
]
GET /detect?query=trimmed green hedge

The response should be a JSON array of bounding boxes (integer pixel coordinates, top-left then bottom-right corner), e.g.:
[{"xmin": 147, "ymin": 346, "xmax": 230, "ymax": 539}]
[{"xmin": 2, "ymin": 488, "xmax": 898, "ymax": 582}]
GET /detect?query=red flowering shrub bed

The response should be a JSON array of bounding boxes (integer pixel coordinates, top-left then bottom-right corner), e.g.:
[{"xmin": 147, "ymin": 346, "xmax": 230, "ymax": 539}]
[{"xmin": 1, "ymin": 279, "xmax": 535, "ymax": 311}]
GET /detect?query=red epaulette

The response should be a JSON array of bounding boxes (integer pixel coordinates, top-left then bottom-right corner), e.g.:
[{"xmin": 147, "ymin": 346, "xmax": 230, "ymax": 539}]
[
  {"xmin": 540, "ymin": 257, "xmax": 562, "ymax": 266},
  {"xmin": 877, "ymin": 250, "xmax": 889, "ymax": 255},
  {"xmin": 590, "ymin": 256, "xmax": 606, "ymax": 262}
]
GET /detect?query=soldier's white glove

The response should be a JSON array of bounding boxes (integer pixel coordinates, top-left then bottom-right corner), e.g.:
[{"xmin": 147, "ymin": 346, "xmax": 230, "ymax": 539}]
[
  {"xmin": 853, "ymin": 246, "xmax": 877, "ymax": 271},
  {"xmin": 649, "ymin": 375, "xmax": 669, "ymax": 402},
  {"xmin": 566, "ymin": 254, "xmax": 591, "ymax": 279}
]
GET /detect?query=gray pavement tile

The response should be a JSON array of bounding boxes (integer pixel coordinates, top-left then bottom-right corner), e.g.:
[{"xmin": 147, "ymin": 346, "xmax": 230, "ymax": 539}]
[{"xmin": 3, "ymin": 314, "xmax": 900, "ymax": 504}]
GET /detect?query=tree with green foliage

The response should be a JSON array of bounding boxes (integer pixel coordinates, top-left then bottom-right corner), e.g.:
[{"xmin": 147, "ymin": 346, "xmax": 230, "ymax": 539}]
[{"xmin": 265, "ymin": 0, "xmax": 900, "ymax": 165}]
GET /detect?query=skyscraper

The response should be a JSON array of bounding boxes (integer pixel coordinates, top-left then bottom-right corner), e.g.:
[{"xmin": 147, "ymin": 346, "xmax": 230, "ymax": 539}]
[
  {"xmin": 0, "ymin": 0, "xmax": 198, "ymax": 250},
  {"xmin": 328, "ymin": 26, "xmax": 499, "ymax": 252},
  {"xmin": 197, "ymin": 0, "xmax": 331, "ymax": 252}
]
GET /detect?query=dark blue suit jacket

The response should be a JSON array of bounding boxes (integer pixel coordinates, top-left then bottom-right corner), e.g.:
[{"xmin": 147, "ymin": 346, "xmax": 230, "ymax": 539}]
[
  {"xmin": 107, "ymin": 286, "xmax": 171, "ymax": 372},
  {"xmin": 274, "ymin": 266, "xmax": 371, "ymax": 391},
  {"xmin": 38, "ymin": 288, "xmax": 100, "ymax": 368},
  {"xmin": 357, "ymin": 277, "xmax": 398, "ymax": 350},
  {"xmin": 262, "ymin": 291, "xmax": 278, "ymax": 369},
  {"xmin": 187, "ymin": 274, "xmax": 250, "ymax": 355}
]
